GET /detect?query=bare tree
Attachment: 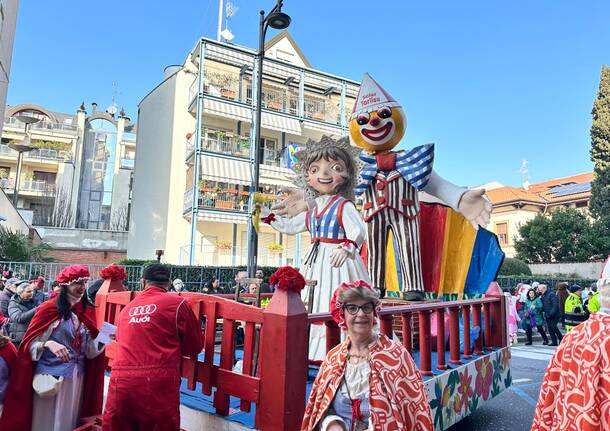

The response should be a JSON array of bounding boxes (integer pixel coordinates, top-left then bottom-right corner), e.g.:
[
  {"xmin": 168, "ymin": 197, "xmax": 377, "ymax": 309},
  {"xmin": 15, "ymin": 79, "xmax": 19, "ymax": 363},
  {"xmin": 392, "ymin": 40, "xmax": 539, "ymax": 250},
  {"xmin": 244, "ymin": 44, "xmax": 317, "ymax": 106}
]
[
  {"xmin": 108, "ymin": 205, "xmax": 129, "ymax": 231},
  {"xmin": 51, "ymin": 188, "xmax": 75, "ymax": 228}
]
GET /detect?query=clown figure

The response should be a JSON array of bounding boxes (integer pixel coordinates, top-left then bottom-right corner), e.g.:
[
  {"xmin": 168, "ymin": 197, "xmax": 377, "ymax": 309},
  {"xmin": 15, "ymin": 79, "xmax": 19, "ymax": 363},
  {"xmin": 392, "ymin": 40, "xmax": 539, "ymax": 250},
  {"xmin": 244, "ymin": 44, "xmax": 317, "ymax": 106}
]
[{"xmin": 261, "ymin": 136, "xmax": 370, "ymax": 360}]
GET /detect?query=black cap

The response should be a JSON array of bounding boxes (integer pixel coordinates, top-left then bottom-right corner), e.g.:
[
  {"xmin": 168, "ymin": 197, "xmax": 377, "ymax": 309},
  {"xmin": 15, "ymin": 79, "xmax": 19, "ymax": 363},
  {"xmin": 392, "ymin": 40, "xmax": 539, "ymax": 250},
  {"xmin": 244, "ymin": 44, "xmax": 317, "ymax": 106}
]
[{"xmin": 142, "ymin": 264, "xmax": 171, "ymax": 283}]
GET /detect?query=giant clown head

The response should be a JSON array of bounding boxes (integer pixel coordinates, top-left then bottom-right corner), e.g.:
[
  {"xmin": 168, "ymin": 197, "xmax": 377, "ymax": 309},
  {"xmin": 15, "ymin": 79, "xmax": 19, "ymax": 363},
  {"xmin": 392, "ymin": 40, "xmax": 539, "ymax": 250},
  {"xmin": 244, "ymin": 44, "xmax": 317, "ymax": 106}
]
[{"xmin": 348, "ymin": 73, "xmax": 406, "ymax": 154}]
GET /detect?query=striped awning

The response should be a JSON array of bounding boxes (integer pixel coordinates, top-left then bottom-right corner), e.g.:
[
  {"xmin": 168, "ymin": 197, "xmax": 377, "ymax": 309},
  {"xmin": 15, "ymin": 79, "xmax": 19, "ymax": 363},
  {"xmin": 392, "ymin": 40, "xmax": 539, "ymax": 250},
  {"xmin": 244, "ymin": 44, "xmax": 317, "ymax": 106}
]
[
  {"xmin": 203, "ymin": 98, "xmax": 251, "ymax": 122},
  {"xmin": 197, "ymin": 209, "xmax": 248, "ymax": 225},
  {"xmin": 201, "ymin": 155, "xmax": 250, "ymax": 186},
  {"xmin": 261, "ymin": 112, "xmax": 301, "ymax": 135},
  {"xmin": 302, "ymin": 120, "xmax": 344, "ymax": 136}
]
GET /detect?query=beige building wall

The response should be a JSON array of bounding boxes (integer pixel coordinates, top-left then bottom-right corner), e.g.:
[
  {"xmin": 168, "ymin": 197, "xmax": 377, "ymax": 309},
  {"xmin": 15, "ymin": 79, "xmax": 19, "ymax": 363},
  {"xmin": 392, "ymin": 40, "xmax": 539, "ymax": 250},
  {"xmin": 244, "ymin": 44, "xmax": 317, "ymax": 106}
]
[
  {"xmin": 489, "ymin": 205, "xmax": 540, "ymax": 257},
  {"xmin": 0, "ymin": 0, "xmax": 19, "ymax": 135}
]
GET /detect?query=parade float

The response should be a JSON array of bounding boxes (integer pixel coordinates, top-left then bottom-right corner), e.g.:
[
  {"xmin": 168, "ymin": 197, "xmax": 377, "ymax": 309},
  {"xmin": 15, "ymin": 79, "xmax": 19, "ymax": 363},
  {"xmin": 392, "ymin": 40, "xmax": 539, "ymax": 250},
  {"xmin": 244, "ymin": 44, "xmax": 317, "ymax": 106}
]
[{"xmin": 77, "ymin": 74, "xmax": 510, "ymax": 431}]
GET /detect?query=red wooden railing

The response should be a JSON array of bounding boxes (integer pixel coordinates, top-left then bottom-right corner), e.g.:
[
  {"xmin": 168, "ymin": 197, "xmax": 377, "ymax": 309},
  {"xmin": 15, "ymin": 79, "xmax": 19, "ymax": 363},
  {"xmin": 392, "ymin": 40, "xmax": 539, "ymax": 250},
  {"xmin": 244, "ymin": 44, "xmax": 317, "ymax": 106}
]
[{"xmin": 90, "ymin": 282, "xmax": 507, "ymax": 431}]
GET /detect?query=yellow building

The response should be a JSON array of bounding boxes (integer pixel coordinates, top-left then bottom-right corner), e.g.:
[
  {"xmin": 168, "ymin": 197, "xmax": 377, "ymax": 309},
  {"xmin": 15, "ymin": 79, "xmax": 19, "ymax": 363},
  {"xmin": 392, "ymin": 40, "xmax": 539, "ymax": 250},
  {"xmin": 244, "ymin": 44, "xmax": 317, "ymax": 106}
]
[
  {"xmin": 487, "ymin": 172, "xmax": 593, "ymax": 257},
  {"xmin": 128, "ymin": 32, "xmax": 360, "ymax": 266}
]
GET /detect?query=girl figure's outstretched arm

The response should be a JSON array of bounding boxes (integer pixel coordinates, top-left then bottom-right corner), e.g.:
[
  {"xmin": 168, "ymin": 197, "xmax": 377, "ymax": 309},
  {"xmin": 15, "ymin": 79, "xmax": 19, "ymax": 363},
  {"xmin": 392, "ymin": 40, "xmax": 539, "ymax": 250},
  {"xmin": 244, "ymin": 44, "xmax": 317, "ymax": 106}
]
[{"xmin": 261, "ymin": 206, "xmax": 308, "ymax": 235}]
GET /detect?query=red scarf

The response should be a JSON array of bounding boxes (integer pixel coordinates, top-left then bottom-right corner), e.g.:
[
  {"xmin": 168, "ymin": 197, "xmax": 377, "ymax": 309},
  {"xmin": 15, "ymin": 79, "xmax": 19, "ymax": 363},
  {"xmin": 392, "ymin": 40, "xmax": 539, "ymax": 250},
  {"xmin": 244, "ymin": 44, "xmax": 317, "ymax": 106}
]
[{"xmin": 0, "ymin": 299, "xmax": 104, "ymax": 431}]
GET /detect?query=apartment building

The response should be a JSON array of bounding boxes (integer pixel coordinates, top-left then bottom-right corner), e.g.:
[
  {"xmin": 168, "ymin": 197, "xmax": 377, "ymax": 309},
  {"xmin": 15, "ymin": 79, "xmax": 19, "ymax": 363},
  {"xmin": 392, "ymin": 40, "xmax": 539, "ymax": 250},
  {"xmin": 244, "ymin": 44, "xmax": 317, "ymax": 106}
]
[
  {"xmin": 487, "ymin": 172, "xmax": 593, "ymax": 257},
  {"xmin": 1, "ymin": 102, "xmax": 136, "ymax": 232},
  {"xmin": 128, "ymin": 32, "xmax": 360, "ymax": 266}
]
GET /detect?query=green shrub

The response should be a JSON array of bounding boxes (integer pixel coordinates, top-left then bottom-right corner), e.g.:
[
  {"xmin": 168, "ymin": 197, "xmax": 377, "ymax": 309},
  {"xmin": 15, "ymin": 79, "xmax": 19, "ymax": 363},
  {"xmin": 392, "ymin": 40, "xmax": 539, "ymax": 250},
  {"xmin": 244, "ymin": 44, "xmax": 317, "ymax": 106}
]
[{"xmin": 498, "ymin": 257, "xmax": 532, "ymax": 276}]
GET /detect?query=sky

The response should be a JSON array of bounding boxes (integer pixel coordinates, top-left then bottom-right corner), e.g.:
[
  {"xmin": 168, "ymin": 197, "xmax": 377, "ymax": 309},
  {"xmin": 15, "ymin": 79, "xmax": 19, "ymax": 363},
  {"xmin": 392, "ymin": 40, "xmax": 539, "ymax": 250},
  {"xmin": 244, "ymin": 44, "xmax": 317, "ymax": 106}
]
[{"xmin": 7, "ymin": 1, "xmax": 610, "ymax": 188}]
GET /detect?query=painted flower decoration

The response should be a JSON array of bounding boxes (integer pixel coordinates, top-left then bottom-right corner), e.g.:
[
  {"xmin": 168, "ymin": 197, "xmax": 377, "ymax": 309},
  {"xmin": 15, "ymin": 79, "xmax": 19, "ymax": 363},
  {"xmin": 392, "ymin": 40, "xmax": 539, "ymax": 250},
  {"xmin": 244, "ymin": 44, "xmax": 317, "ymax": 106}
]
[
  {"xmin": 501, "ymin": 348, "xmax": 511, "ymax": 371},
  {"xmin": 475, "ymin": 357, "xmax": 494, "ymax": 400},
  {"xmin": 454, "ymin": 368, "xmax": 474, "ymax": 414},
  {"xmin": 269, "ymin": 266, "xmax": 305, "ymax": 293},
  {"xmin": 99, "ymin": 265, "xmax": 128, "ymax": 281}
]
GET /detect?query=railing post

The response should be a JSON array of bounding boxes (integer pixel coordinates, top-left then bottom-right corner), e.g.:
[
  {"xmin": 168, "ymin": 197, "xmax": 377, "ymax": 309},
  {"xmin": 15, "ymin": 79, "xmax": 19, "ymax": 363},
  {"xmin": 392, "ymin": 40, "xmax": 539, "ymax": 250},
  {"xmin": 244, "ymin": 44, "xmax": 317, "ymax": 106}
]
[
  {"xmin": 483, "ymin": 302, "xmax": 492, "ymax": 351},
  {"xmin": 462, "ymin": 304, "xmax": 472, "ymax": 359},
  {"xmin": 435, "ymin": 308, "xmax": 446, "ymax": 371},
  {"xmin": 472, "ymin": 303, "xmax": 483, "ymax": 355},
  {"xmin": 489, "ymin": 294, "xmax": 507, "ymax": 348},
  {"xmin": 325, "ymin": 320, "xmax": 341, "ymax": 353},
  {"xmin": 257, "ymin": 288, "xmax": 308, "ymax": 431},
  {"xmin": 448, "ymin": 306, "xmax": 461, "ymax": 365},
  {"xmin": 418, "ymin": 310, "xmax": 433, "ymax": 376},
  {"xmin": 401, "ymin": 312, "xmax": 412, "ymax": 354},
  {"xmin": 380, "ymin": 315, "xmax": 393, "ymax": 338},
  {"xmin": 94, "ymin": 278, "xmax": 125, "ymax": 327}
]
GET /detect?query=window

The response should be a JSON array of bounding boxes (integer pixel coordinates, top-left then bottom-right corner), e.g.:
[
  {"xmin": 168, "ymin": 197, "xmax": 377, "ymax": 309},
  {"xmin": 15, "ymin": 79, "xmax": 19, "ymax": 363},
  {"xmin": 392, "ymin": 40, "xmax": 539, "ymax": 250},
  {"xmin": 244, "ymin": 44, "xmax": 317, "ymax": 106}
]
[
  {"xmin": 496, "ymin": 222, "xmax": 509, "ymax": 246},
  {"xmin": 576, "ymin": 201, "xmax": 588, "ymax": 208}
]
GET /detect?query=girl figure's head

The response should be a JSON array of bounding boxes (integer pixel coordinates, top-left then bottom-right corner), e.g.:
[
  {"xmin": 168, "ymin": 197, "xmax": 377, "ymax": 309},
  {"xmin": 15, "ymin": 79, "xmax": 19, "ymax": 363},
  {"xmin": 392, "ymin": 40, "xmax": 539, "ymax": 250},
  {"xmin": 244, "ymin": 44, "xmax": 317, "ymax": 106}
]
[
  {"xmin": 294, "ymin": 136, "xmax": 359, "ymax": 200},
  {"xmin": 527, "ymin": 289, "xmax": 536, "ymax": 301}
]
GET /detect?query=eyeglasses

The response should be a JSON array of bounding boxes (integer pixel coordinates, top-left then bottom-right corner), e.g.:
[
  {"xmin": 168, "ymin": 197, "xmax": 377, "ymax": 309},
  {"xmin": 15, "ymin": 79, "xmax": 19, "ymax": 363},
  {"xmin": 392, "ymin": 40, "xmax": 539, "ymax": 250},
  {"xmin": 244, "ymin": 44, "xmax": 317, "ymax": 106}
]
[{"xmin": 343, "ymin": 302, "xmax": 375, "ymax": 315}]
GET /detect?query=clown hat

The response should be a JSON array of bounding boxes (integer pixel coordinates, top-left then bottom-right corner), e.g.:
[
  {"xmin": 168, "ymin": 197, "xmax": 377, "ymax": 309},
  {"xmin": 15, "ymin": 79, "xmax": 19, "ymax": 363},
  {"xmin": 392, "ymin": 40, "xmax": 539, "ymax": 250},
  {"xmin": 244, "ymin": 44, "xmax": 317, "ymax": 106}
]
[{"xmin": 350, "ymin": 73, "xmax": 402, "ymax": 120}]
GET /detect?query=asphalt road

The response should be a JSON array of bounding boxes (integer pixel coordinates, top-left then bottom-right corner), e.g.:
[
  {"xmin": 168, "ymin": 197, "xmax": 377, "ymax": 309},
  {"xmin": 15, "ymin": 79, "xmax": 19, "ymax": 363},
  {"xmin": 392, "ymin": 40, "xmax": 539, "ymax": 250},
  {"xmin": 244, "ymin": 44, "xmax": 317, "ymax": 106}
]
[{"xmin": 447, "ymin": 342, "xmax": 557, "ymax": 431}]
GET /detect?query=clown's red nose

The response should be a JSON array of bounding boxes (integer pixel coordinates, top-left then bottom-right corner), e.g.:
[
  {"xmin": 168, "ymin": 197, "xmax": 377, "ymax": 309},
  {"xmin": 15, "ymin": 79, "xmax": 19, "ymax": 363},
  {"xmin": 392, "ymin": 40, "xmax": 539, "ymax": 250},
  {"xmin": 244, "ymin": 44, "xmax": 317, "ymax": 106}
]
[{"xmin": 369, "ymin": 116, "xmax": 380, "ymax": 126}]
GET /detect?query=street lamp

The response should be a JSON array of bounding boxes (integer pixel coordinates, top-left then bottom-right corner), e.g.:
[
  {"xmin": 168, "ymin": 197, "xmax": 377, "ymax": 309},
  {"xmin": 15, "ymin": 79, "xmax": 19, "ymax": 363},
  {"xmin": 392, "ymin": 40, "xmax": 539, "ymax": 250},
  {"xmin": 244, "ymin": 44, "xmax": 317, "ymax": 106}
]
[
  {"xmin": 10, "ymin": 115, "xmax": 40, "ymax": 207},
  {"xmin": 246, "ymin": 0, "xmax": 291, "ymax": 277}
]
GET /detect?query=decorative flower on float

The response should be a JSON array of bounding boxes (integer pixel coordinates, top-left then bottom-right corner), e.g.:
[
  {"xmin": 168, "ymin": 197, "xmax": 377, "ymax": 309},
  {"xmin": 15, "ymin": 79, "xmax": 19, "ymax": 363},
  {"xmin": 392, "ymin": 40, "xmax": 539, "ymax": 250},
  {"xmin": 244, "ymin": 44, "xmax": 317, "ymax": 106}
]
[
  {"xmin": 99, "ymin": 265, "xmax": 128, "ymax": 282},
  {"xmin": 454, "ymin": 368, "xmax": 474, "ymax": 414},
  {"xmin": 474, "ymin": 356, "xmax": 494, "ymax": 400},
  {"xmin": 269, "ymin": 266, "xmax": 305, "ymax": 293}
]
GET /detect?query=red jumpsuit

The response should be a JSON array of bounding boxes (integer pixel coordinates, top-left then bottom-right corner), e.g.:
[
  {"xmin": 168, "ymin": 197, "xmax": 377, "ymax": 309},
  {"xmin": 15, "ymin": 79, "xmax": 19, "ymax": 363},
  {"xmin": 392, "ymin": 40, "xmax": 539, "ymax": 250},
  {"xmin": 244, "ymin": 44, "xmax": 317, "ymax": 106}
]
[{"xmin": 102, "ymin": 286, "xmax": 203, "ymax": 430}]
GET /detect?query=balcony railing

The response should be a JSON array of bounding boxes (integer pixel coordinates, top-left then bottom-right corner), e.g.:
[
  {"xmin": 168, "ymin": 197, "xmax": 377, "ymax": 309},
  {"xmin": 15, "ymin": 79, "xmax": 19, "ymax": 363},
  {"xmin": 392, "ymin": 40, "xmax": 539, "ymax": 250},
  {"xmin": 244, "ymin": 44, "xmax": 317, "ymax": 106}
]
[
  {"xmin": 120, "ymin": 158, "xmax": 135, "ymax": 169},
  {"xmin": 185, "ymin": 132, "xmax": 284, "ymax": 168},
  {"xmin": 0, "ymin": 144, "xmax": 72, "ymax": 162},
  {"xmin": 0, "ymin": 178, "xmax": 56, "ymax": 194},
  {"xmin": 184, "ymin": 188, "xmax": 278, "ymax": 214},
  {"xmin": 3, "ymin": 116, "xmax": 78, "ymax": 132}
]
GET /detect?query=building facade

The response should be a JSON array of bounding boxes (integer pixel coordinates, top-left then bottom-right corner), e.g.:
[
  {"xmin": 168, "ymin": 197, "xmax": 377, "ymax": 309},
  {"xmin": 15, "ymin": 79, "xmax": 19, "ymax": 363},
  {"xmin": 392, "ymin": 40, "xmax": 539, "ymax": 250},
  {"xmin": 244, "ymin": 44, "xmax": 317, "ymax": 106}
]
[
  {"xmin": 0, "ymin": 103, "xmax": 136, "ymax": 262},
  {"xmin": 0, "ymin": 0, "xmax": 19, "ymax": 135},
  {"xmin": 129, "ymin": 32, "xmax": 360, "ymax": 266},
  {"xmin": 486, "ymin": 172, "xmax": 593, "ymax": 257}
]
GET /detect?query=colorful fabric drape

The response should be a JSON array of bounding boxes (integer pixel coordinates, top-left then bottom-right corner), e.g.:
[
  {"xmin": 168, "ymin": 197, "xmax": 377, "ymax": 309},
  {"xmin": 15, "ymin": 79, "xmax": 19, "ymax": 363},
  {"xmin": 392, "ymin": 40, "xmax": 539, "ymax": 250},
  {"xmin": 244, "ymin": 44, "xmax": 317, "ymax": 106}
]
[{"xmin": 385, "ymin": 202, "xmax": 504, "ymax": 297}]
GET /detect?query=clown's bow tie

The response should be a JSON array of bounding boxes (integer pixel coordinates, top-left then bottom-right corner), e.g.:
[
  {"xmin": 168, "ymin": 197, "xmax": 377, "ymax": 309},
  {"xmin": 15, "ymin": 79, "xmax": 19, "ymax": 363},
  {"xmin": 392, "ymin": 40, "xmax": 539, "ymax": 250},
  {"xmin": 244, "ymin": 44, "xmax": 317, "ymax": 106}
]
[{"xmin": 354, "ymin": 144, "xmax": 435, "ymax": 197}]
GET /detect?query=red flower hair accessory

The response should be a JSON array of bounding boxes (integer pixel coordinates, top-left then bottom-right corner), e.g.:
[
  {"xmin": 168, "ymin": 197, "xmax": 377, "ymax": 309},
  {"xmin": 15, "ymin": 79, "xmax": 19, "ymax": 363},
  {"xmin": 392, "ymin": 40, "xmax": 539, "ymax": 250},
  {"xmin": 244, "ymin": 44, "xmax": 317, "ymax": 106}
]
[
  {"xmin": 269, "ymin": 266, "xmax": 306, "ymax": 293},
  {"xmin": 56, "ymin": 265, "xmax": 90, "ymax": 286},
  {"xmin": 100, "ymin": 265, "xmax": 128, "ymax": 281},
  {"xmin": 330, "ymin": 280, "xmax": 381, "ymax": 330}
]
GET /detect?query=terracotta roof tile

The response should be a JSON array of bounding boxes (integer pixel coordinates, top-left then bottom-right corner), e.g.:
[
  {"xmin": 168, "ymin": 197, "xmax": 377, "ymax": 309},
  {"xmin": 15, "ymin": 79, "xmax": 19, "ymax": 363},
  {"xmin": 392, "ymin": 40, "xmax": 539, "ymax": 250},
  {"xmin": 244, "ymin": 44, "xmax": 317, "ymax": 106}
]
[{"xmin": 487, "ymin": 172, "xmax": 593, "ymax": 205}]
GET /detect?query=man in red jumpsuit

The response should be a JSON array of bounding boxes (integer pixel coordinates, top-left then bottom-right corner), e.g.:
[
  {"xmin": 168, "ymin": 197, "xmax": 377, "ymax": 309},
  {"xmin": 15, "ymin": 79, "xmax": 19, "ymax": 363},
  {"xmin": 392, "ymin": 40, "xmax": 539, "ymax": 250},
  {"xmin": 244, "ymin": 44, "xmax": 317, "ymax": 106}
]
[{"xmin": 103, "ymin": 264, "xmax": 203, "ymax": 430}]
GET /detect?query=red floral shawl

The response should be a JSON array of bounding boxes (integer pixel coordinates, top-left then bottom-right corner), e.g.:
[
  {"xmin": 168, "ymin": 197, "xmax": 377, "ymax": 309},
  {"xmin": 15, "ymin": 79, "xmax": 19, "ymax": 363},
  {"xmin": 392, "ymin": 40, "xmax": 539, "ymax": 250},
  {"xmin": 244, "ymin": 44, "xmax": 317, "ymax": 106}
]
[
  {"xmin": 301, "ymin": 334, "xmax": 434, "ymax": 431},
  {"xmin": 0, "ymin": 300, "xmax": 105, "ymax": 431},
  {"xmin": 531, "ymin": 313, "xmax": 610, "ymax": 431}
]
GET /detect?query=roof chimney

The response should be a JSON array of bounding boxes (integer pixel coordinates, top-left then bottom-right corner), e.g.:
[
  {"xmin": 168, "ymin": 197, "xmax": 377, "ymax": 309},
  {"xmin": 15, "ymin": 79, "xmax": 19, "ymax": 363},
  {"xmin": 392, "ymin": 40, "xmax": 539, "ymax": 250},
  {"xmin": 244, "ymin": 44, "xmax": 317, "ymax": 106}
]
[{"xmin": 91, "ymin": 102, "xmax": 97, "ymax": 113}]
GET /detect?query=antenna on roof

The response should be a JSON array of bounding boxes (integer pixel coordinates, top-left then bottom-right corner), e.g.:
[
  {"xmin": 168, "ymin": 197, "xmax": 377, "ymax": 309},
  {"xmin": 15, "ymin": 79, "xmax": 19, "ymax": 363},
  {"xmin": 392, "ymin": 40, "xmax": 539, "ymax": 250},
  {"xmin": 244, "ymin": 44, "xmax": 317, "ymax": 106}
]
[
  {"xmin": 107, "ymin": 82, "xmax": 120, "ymax": 116},
  {"xmin": 220, "ymin": 0, "xmax": 238, "ymax": 42},
  {"xmin": 519, "ymin": 159, "xmax": 530, "ymax": 190}
]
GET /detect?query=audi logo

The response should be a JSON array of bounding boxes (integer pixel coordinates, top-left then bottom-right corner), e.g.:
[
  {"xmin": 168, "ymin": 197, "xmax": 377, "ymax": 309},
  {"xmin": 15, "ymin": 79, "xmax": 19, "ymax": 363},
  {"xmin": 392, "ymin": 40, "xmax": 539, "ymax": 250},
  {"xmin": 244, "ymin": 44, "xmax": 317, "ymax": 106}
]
[{"xmin": 128, "ymin": 304, "xmax": 157, "ymax": 317}]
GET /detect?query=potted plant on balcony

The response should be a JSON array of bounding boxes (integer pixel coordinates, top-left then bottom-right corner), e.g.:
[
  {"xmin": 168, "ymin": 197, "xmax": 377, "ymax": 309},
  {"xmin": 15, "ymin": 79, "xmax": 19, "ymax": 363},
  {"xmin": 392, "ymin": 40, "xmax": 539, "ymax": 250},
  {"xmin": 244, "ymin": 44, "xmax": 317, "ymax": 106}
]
[
  {"xmin": 208, "ymin": 72, "xmax": 238, "ymax": 99},
  {"xmin": 267, "ymin": 243, "xmax": 284, "ymax": 256},
  {"xmin": 236, "ymin": 136, "xmax": 249, "ymax": 155},
  {"xmin": 267, "ymin": 99, "xmax": 282, "ymax": 110},
  {"xmin": 215, "ymin": 240, "xmax": 233, "ymax": 253}
]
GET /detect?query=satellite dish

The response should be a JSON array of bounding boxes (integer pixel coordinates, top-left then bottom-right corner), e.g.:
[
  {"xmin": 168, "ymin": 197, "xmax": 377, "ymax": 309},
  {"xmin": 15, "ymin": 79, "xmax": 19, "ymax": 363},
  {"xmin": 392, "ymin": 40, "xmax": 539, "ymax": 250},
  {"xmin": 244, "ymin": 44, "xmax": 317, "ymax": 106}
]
[
  {"xmin": 220, "ymin": 28, "xmax": 234, "ymax": 41},
  {"xmin": 107, "ymin": 104, "xmax": 118, "ymax": 115}
]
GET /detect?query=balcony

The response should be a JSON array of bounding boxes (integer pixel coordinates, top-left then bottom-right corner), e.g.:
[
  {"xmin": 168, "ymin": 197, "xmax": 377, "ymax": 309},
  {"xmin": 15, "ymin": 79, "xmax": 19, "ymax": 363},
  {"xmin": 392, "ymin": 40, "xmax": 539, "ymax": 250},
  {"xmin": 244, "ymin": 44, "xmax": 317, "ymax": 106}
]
[
  {"xmin": 185, "ymin": 130, "xmax": 284, "ymax": 168},
  {"xmin": 3, "ymin": 116, "xmax": 78, "ymax": 133},
  {"xmin": 0, "ymin": 178, "xmax": 56, "ymax": 194},
  {"xmin": 0, "ymin": 144, "xmax": 72, "ymax": 162},
  {"xmin": 183, "ymin": 186, "xmax": 279, "ymax": 214},
  {"xmin": 186, "ymin": 41, "xmax": 359, "ymax": 131}
]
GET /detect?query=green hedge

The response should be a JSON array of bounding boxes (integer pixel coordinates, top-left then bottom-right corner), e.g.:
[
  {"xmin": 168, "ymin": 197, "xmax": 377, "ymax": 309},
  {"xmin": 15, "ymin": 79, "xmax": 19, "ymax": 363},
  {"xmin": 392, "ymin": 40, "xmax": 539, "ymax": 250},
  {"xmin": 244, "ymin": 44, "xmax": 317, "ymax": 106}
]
[{"xmin": 498, "ymin": 257, "xmax": 532, "ymax": 276}]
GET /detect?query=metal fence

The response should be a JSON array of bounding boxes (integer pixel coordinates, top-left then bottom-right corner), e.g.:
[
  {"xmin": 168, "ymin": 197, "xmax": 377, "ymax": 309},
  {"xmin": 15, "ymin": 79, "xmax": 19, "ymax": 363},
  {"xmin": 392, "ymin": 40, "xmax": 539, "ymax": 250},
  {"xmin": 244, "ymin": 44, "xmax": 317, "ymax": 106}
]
[
  {"xmin": 496, "ymin": 275, "xmax": 598, "ymax": 291},
  {"xmin": 0, "ymin": 261, "xmax": 281, "ymax": 293}
]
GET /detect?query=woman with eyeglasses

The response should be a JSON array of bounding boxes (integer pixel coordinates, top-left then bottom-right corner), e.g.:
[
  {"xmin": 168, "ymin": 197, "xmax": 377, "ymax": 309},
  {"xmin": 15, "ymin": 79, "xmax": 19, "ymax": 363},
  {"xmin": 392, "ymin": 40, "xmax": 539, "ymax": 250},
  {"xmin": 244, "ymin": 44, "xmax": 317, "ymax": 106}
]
[{"xmin": 301, "ymin": 280, "xmax": 433, "ymax": 431}]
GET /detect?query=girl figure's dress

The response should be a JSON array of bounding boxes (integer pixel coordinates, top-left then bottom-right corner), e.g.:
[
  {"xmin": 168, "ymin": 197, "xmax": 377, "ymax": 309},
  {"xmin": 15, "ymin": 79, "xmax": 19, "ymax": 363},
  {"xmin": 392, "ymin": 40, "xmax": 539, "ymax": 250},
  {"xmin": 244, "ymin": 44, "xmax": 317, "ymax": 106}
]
[{"xmin": 268, "ymin": 193, "xmax": 370, "ymax": 360}]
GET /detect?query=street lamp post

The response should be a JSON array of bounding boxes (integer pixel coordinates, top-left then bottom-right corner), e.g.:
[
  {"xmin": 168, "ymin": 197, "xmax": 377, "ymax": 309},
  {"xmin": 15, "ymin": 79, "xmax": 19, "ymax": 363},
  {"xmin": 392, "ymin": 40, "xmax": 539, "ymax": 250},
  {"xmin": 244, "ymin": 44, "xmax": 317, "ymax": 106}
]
[
  {"xmin": 246, "ymin": 0, "xmax": 291, "ymax": 277},
  {"xmin": 10, "ymin": 115, "xmax": 40, "ymax": 207}
]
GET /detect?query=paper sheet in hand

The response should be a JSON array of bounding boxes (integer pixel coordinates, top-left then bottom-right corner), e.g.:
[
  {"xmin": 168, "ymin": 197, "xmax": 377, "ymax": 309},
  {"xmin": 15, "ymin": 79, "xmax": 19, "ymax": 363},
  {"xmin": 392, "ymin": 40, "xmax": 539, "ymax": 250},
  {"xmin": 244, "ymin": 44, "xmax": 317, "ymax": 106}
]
[{"xmin": 94, "ymin": 322, "xmax": 117, "ymax": 345}]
